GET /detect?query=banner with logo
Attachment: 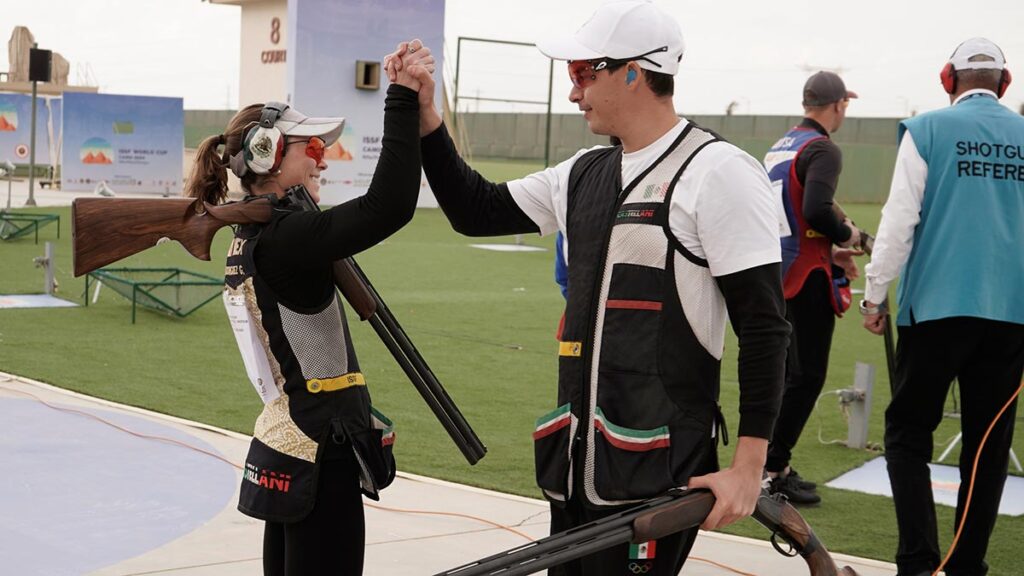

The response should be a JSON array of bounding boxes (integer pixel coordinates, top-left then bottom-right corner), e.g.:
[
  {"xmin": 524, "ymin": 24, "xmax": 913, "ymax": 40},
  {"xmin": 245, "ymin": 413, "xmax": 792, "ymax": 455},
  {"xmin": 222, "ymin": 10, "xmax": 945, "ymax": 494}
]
[
  {"xmin": 289, "ymin": 0, "xmax": 445, "ymax": 206},
  {"xmin": 61, "ymin": 93, "xmax": 183, "ymax": 194},
  {"xmin": 0, "ymin": 93, "xmax": 53, "ymax": 166}
]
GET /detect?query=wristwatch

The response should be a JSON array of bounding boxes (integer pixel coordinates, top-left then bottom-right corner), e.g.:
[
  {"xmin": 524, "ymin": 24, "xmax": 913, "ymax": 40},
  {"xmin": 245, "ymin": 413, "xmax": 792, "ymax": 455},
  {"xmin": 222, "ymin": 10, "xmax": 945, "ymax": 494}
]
[{"xmin": 858, "ymin": 299, "xmax": 886, "ymax": 316}]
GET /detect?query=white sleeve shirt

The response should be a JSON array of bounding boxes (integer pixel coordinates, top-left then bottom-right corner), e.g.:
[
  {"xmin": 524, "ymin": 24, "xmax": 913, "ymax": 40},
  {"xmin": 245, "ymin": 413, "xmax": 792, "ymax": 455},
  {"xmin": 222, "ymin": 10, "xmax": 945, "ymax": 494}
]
[
  {"xmin": 863, "ymin": 131, "xmax": 927, "ymax": 305},
  {"xmin": 505, "ymin": 120, "xmax": 781, "ymax": 277}
]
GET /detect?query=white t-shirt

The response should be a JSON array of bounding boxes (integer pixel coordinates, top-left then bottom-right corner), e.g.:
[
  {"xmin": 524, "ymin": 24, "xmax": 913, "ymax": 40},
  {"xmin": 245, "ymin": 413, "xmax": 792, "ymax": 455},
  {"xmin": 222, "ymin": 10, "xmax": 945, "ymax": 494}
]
[{"xmin": 506, "ymin": 119, "xmax": 782, "ymax": 277}]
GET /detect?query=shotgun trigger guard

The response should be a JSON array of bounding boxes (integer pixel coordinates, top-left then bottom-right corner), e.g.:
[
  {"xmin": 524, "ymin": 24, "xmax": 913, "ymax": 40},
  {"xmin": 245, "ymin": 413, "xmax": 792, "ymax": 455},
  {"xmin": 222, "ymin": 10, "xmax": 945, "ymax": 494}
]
[{"xmin": 770, "ymin": 531, "xmax": 799, "ymax": 557}]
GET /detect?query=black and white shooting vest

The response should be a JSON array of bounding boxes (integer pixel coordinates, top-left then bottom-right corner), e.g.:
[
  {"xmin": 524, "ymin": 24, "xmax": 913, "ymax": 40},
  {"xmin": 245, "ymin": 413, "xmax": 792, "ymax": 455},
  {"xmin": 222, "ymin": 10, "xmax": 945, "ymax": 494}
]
[
  {"xmin": 223, "ymin": 207, "xmax": 396, "ymax": 522},
  {"xmin": 533, "ymin": 124, "xmax": 727, "ymax": 508}
]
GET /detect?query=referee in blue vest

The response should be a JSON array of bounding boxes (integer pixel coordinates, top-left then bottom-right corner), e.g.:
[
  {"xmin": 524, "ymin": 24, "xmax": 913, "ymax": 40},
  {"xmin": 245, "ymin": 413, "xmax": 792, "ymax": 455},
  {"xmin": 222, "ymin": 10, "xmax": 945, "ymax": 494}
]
[{"xmin": 862, "ymin": 37, "xmax": 1024, "ymax": 576}]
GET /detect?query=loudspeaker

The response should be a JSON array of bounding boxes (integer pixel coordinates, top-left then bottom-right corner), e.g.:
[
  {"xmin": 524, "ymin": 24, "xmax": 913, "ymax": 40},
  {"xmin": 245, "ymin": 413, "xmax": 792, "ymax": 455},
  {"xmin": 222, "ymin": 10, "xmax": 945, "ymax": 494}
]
[{"xmin": 29, "ymin": 48, "xmax": 52, "ymax": 83}]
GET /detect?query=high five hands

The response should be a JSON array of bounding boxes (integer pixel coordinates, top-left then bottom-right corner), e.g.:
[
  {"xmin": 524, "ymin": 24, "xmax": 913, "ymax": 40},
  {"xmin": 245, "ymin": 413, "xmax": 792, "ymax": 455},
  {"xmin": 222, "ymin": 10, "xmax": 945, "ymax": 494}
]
[{"xmin": 384, "ymin": 39, "xmax": 443, "ymax": 136}]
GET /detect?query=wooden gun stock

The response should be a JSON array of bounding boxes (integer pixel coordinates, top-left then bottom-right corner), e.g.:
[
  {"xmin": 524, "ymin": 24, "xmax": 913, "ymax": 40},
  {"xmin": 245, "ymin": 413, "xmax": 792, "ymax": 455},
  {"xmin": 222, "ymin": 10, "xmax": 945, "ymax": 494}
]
[
  {"xmin": 630, "ymin": 490, "xmax": 715, "ymax": 542},
  {"xmin": 333, "ymin": 258, "xmax": 377, "ymax": 321},
  {"xmin": 72, "ymin": 197, "xmax": 272, "ymax": 277},
  {"xmin": 752, "ymin": 492, "xmax": 861, "ymax": 576}
]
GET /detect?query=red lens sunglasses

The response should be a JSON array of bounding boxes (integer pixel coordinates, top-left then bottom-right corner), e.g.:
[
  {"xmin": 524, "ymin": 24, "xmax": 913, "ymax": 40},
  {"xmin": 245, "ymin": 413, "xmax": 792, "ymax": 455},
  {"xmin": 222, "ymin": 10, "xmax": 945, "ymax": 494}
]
[
  {"xmin": 567, "ymin": 46, "xmax": 671, "ymax": 89},
  {"xmin": 287, "ymin": 136, "xmax": 326, "ymax": 164}
]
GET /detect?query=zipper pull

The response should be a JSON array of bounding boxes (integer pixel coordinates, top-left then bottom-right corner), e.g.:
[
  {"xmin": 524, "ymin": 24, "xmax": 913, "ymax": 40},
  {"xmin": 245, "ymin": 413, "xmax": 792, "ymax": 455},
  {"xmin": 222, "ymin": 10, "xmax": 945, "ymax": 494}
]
[{"xmin": 714, "ymin": 405, "xmax": 729, "ymax": 447}]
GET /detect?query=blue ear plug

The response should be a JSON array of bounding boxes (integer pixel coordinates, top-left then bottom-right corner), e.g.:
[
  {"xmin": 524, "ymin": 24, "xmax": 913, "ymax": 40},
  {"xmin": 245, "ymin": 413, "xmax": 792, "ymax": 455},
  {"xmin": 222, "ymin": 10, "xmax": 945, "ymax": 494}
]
[{"xmin": 626, "ymin": 69, "xmax": 637, "ymax": 85}]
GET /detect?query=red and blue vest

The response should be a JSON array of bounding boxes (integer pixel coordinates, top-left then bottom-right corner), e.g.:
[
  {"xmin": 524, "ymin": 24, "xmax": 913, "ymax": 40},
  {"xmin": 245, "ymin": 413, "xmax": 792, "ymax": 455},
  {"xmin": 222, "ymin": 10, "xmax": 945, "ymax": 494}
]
[{"xmin": 764, "ymin": 127, "xmax": 848, "ymax": 314}]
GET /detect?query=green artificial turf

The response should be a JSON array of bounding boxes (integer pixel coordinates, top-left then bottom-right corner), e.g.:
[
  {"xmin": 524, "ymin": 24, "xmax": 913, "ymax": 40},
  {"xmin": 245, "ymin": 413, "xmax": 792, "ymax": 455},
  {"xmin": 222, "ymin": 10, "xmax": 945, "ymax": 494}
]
[{"xmin": 1, "ymin": 194, "xmax": 1021, "ymax": 573}]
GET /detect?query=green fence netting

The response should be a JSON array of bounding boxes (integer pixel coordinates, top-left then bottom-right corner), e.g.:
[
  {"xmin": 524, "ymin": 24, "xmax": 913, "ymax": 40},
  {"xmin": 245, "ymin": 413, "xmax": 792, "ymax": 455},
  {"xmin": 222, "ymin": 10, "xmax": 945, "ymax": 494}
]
[
  {"xmin": 0, "ymin": 212, "xmax": 61, "ymax": 244},
  {"xmin": 85, "ymin": 267, "xmax": 222, "ymax": 323}
]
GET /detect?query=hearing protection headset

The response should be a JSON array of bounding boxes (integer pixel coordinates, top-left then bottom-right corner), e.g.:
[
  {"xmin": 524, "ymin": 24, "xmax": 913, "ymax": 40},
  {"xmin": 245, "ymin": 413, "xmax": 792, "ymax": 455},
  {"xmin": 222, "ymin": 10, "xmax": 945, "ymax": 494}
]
[
  {"xmin": 940, "ymin": 45, "xmax": 1013, "ymax": 98},
  {"xmin": 229, "ymin": 101, "xmax": 290, "ymax": 178}
]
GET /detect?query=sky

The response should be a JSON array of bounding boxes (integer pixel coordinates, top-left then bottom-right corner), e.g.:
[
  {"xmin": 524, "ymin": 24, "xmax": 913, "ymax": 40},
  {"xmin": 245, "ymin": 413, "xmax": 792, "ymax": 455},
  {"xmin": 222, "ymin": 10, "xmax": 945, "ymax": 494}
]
[{"xmin": 2, "ymin": 0, "xmax": 1023, "ymax": 118}]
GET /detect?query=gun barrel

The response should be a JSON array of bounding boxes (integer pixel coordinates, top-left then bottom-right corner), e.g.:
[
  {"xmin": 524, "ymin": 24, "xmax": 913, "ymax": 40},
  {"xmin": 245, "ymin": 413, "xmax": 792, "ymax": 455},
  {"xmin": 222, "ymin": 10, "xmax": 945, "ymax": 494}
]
[{"xmin": 436, "ymin": 492, "xmax": 695, "ymax": 576}]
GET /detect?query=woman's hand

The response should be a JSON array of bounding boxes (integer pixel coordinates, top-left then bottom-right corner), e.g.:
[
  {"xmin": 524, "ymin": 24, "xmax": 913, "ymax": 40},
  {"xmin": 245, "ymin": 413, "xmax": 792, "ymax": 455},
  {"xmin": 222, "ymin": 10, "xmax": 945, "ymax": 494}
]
[
  {"xmin": 384, "ymin": 39, "xmax": 434, "ymax": 91},
  {"xmin": 384, "ymin": 39, "xmax": 442, "ymax": 136}
]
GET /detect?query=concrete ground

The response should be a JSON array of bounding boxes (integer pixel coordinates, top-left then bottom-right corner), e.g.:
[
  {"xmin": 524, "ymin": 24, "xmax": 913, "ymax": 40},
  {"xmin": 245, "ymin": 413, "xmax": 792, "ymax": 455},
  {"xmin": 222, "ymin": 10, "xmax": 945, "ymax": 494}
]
[{"xmin": 0, "ymin": 371, "xmax": 898, "ymax": 576}]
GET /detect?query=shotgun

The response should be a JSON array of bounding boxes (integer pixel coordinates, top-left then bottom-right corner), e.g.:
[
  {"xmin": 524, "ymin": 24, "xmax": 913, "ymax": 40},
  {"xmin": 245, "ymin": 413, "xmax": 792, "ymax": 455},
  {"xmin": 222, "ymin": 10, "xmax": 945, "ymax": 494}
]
[
  {"xmin": 72, "ymin": 194, "xmax": 487, "ymax": 465},
  {"xmin": 438, "ymin": 490, "xmax": 859, "ymax": 576},
  {"xmin": 832, "ymin": 202, "xmax": 875, "ymax": 255}
]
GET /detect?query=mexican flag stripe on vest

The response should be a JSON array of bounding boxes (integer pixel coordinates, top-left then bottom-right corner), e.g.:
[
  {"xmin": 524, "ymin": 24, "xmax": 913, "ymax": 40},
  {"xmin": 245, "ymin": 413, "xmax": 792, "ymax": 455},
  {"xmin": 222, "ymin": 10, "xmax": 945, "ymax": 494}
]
[{"xmin": 629, "ymin": 540, "xmax": 656, "ymax": 559}]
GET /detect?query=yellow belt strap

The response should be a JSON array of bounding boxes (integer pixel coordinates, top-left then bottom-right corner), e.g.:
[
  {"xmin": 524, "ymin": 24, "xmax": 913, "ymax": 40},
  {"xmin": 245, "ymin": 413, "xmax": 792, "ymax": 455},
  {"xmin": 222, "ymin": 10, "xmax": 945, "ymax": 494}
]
[
  {"xmin": 307, "ymin": 372, "xmax": 366, "ymax": 394},
  {"xmin": 559, "ymin": 341, "xmax": 583, "ymax": 357}
]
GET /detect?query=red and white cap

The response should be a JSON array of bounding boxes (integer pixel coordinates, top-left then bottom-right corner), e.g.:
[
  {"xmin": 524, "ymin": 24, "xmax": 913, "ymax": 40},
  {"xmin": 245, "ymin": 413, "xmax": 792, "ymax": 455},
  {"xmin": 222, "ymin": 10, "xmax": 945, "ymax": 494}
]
[{"xmin": 536, "ymin": 0, "xmax": 684, "ymax": 75}]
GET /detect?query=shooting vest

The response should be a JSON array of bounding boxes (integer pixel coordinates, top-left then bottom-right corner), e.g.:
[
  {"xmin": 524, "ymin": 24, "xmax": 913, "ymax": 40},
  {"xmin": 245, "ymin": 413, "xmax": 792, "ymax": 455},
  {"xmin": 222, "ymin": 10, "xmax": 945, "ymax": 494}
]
[
  {"xmin": 896, "ymin": 94, "xmax": 1024, "ymax": 326},
  {"xmin": 764, "ymin": 127, "xmax": 848, "ymax": 315},
  {"xmin": 533, "ymin": 124, "xmax": 726, "ymax": 508},
  {"xmin": 223, "ymin": 206, "xmax": 395, "ymax": 523}
]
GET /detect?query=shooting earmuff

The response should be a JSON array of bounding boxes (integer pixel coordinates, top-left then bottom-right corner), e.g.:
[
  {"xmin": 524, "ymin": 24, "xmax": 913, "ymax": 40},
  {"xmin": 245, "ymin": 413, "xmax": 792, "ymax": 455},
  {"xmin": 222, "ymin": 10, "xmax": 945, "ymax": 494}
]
[
  {"xmin": 228, "ymin": 102, "xmax": 289, "ymax": 178},
  {"xmin": 626, "ymin": 68, "xmax": 637, "ymax": 85},
  {"xmin": 940, "ymin": 42, "xmax": 1013, "ymax": 98},
  {"xmin": 940, "ymin": 63, "xmax": 1013, "ymax": 98}
]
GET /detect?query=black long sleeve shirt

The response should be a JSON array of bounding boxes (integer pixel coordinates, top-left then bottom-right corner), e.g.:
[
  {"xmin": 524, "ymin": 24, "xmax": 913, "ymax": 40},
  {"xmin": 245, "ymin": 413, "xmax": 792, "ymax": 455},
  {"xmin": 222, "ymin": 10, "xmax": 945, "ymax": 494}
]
[
  {"xmin": 254, "ymin": 85, "xmax": 421, "ymax": 308},
  {"xmin": 421, "ymin": 123, "xmax": 787, "ymax": 439},
  {"xmin": 794, "ymin": 118, "xmax": 852, "ymax": 244}
]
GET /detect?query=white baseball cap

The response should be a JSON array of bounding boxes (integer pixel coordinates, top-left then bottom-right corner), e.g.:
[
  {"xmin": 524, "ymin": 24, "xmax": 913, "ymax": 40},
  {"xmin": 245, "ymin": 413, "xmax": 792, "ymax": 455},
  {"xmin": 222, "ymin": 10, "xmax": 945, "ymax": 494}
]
[
  {"xmin": 949, "ymin": 37, "xmax": 1006, "ymax": 71},
  {"xmin": 275, "ymin": 106, "xmax": 345, "ymax": 146},
  {"xmin": 536, "ymin": 0, "xmax": 685, "ymax": 75}
]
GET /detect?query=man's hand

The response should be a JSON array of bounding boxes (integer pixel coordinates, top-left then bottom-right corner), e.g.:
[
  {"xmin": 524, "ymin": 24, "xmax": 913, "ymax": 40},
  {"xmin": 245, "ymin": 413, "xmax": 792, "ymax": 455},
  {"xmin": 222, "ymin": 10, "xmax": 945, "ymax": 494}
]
[
  {"xmin": 839, "ymin": 218, "xmax": 862, "ymax": 249},
  {"xmin": 687, "ymin": 436, "xmax": 767, "ymax": 531},
  {"xmin": 832, "ymin": 247, "xmax": 864, "ymax": 281},
  {"xmin": 384, "ymin": 39, "xmax": 443, "ymax": 136},
  {"xmin": 862, "ymin": 306, "xmax": 887, "ymax": 335}
]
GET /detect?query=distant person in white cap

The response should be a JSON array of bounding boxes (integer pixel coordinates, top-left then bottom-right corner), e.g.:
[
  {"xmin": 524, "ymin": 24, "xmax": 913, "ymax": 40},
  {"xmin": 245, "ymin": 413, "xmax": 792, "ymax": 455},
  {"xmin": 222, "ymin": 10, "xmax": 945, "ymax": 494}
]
[
  {"xmin": 187, "ymin": 43, "xmax": 434, "ymax": 575},
  {"xmin": 761, "ymin": 71, "xmax": 863, "ymax": 506},
  {"xmin": 386, "ymin": 1, "xmax": 789, "ymax": 573},
  {"xmin": 862, "ymin": 37, "xmax": 1024, "ymax": 576}
]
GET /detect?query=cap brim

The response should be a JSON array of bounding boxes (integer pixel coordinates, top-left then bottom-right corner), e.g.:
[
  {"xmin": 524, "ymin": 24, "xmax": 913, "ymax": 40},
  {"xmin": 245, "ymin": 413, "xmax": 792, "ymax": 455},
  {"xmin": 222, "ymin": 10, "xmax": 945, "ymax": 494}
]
[
  {"xmin": 277, "ymin": 109, "xmax": 345, "ymax": 146},
  {"xmin": 536, "ymin": 35, "xmax": 604, "ymax": 62},
  {"xmin": 846, "ymin": 90, "xmax": 859, "ymax": 99}
]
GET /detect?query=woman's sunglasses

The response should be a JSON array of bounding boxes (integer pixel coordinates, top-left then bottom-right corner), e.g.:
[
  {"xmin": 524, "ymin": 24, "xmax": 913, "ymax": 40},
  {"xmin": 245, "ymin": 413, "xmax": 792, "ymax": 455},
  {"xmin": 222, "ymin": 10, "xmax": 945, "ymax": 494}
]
[{"xmin": 287, "ymin": 136, "xmax": 326, "ymax": 164}]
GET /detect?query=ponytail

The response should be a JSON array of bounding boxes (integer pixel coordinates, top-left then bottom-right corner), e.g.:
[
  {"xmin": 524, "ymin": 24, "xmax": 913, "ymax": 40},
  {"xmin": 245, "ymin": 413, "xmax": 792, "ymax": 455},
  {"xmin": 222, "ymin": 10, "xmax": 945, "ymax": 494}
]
[
  {"xmin": 185, "ymin": 104, "xmax": 265, "ymax": 204},
  {"xmin": 186, "ymin": 133, "xmax": 228, "ymax": 204}
]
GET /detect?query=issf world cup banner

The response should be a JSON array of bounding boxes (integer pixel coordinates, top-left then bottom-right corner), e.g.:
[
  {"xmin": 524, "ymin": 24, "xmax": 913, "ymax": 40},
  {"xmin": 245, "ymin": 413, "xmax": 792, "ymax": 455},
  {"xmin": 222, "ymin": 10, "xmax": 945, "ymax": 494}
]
[
  {"xmin": 0, "ymin": 93, "xmax": 55, "ymax": 166},
  {"xmin": 61, "ymin": 93, "xmax": 183, "ymax": 194}
]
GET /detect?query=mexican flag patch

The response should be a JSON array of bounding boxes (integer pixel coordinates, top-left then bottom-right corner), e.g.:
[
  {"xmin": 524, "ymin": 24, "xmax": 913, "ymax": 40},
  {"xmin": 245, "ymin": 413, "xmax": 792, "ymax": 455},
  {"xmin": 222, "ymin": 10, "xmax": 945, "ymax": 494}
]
[{"xmin": 629, "ymin": 540, "xmax": 656, "ymax": 559}]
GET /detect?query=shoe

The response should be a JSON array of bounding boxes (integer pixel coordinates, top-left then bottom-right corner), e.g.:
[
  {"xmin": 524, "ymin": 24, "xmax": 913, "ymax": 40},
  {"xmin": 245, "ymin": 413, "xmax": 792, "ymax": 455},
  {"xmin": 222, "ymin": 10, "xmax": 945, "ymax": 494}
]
[
  {"xmin": 786, "ymin": 468, "xmax": 817, "ymax": 491},
  {"xmin": 769, "ymin": 474, "xmax": 821, "ymax": 505}
]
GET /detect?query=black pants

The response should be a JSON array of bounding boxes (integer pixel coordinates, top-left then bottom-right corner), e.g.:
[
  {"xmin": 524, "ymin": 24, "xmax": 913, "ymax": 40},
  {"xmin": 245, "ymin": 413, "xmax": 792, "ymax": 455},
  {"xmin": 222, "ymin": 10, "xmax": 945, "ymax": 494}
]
[
  {"xmin": 885, "ymin": 317, "xmax": 1024, "ymax": 576},
  {"xmin": 766, "ymin": 270, "xmax": 835, "ymax": 472},
  {"xmin": 263, "ymin": 448, "xmax": 366, "ymax": 576}
]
